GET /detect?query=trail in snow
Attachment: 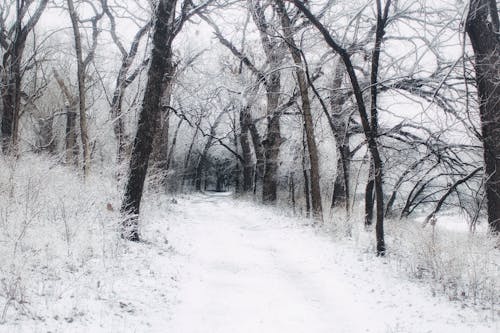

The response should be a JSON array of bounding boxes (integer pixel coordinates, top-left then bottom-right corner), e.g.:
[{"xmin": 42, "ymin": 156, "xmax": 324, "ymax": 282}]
[{"xmin": 166, "ymin": 193, "xmax": 497, "ymax": 333}]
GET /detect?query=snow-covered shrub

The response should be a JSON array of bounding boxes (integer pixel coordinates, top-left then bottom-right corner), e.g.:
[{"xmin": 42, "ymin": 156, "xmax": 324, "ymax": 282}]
[
  {"xmin": 0, "ymin": 154, "xmax": 122, "ymax": 323},
  {"xmin": 387, "ymin": 218, "xmax": 499, "ymax": 306}
]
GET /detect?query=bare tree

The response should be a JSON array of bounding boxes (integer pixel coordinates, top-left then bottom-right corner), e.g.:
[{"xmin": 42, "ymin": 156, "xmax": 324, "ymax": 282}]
[
  {"xmin": 0, "ymin": 0, "xmax": 49, "ymax": 153},
  {"xmin": 290, "ymin": 0, "xmax": 391, "ymax": 255},
  {"xmin": 121, "ymin": 0, "xmax": 214, "ymax": 241},
  {"xmin": 103, "ymin": 0, "xmax": 151, "ymax": 165},
  {"xmin": 67, "ymin": 0, "xmax": 104, "ymax": 176},
  {"xmin": 465, "ymin": 0, "xmax": 500, "ymax": 233},
  {"xmin": 276, "ymin": 0, "xmax": 323, "ymax": 221}
]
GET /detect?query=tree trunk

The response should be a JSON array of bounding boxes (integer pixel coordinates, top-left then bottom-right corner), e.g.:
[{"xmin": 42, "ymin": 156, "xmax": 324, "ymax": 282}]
[
  {"xmin": 1, "ymin": 53, "xmax": 21, "ymax": 154},
  {"xmin": 466, "ymin": 0, "xmax": 500, "ymax": 233},
  {"xmin": 121, "ymin": 0, "xmax": 177, "ymax": 241},
  {"xmin": 1, "ymin": 0, "xmax": 48, "ymax": 153},
  {"xmin": 240, "ymin": 106, "xmax": 254, "ymax": 192},
  {"xmin": 277, "ymin": 0, "xmax": 323, "ymax": 221},
  {"xmin": 329, "ymin": 60, "xmax": 351, "ymax": 211},
  {"xmin": 290, "ymin": 0, "xmax": 390, "ymax": 255},
  {"xmin": 332, "ymin": 143, "xmax": 350, "ymax": 210},
  {"xmin": 262, "ymin": 111, "xmax": 281, "ymax": 203},
  {"xmin": 67, "ymin": 0, "xmax": 91, "ymax": 177},
  {"xmin": 249, "ymin": 119, "xmax": 265, "ymax": 193},
  {"xmin": 65, "ymin": 106, "xmax": 79, "ymax": 165},
  {"xmin": 365, "ymin": 159, "xmax": 375, "ymax": 227},
  {"xmin": 250, "ymin": 0, "xmax": 283, "ymax": 204},
  {"xmin": 181, "ymin": 118, "xmax": 201, "ymax": 189}
]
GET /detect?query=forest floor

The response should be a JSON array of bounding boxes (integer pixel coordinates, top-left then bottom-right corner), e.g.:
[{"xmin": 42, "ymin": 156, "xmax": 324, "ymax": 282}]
[{"xmin": 2, "ymin": 191, "xmax": 498, "ymax": 332}]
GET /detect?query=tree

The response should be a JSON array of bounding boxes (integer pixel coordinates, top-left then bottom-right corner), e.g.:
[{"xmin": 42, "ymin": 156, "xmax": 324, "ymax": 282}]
[
  {"xmin": 121, "ymin": 0, "xmax": 214, "ymax": 241},
  {"xmin": 67, "ymin": 0, "xmax": 104, "ymax": 176},
  {"xmin": 103, "ymin": 0, "xmax": 151, "ymax": 165},
  {"xmin": 290, "ymin": 0, "xmax": 391, "ymax": 255},
  {"xmin": 276, "ymin": 0, "xmax": 323, "ymax": 221},
  {"xmin": 465, "ymin": 0, "xmax": 500, "ymax": 233},
  {"xmin": 0, "ymin": 0, "xmax": 49, "ymax": 153}
]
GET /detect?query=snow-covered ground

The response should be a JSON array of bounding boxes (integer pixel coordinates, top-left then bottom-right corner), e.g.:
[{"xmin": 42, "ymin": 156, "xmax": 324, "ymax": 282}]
[
  {"xmin": 163, "ymin": 193, "xmax": 497, "ymax": 333},
  {"xmin": 1, "ymin": 179, "xmax": 498, "ymax": 332}
]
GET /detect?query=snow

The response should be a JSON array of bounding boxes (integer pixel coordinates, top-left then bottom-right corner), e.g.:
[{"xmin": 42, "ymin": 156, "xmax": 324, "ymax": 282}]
[
  {"xmin": 1, "ymin": 182, "xmax": 497, "ymax": 332},
  {"xmin": 165, "ymin": 193, "xmax": 497, "ymax": 333}
]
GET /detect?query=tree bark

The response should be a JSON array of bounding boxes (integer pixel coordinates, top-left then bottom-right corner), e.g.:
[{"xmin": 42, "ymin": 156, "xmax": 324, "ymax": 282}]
[
  {"xmin": 466, "ymin": 0, "xmax": 500, "ymax": 233},
  {"xmin": 329, "ymin": 60, "xmax": 351, "ymax": 211},
  {"xmin": 240, "ymin": 106, "xmax": 254, "ymax": 192},
  {"xmin": 365, "ymin": 159, "xmax": 375, "ymax": 226},
  {"xmin": 277, "ymin": 0, "xmax": 323, "ymax": 221},
  {"xmin": 121, "ymin": 0, "xmax": 177, "ymax": 241},
  {"xmin": 250, "ymin": 0, "xmax": 284, "ymax": 204}
]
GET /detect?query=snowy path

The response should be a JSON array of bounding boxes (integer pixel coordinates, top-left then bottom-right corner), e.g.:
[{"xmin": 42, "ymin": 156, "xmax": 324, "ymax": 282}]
[{"xmin": 166, "ymin": 193, "xmax": 496, "ymax": 333}]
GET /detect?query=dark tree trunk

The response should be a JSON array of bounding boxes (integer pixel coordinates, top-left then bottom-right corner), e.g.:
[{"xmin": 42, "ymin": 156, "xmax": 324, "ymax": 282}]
[
  {"xmin": 302, "ymin": 132, "xmax": 311, "ymax": 217},
  {"xmin": 365, "ymin": 159, "xmax": 375, "ymax": 227},
  {"xmin": 289, "ymin": 172, "xmax": 296, "ymax": 214},
  {"xmin": 303, "ymin": 169, "xmax": 311, "ymax": 218},
  {"xmin": 1, "ymin": 0, "xmax": 48, "ymax": 153},
  {"xmin": 262, "ymin": 111, "xmax": 281, "ymax": 203},
  {"xmin": 466, "ymin": 0, "xmax": 500, "ymax": 233},
  {"xmin": 121, "ymin": 0, "xmax": 177, "ymax": 241},
  {"xmin": 1, "ymin": 55, "xmax": 21, "ymax": 153}
]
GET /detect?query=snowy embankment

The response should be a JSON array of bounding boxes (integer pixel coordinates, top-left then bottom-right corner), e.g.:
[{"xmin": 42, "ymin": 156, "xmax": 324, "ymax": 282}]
[{"xmin": 0, "ymin": 155, "xmax": 498, "ymax": 332}]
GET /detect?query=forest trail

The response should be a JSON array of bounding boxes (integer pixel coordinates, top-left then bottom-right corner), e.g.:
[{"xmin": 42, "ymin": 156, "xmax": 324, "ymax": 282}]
[{"xmin": 165, "ymin": 193, "xmax": 495, "ymax": 333}]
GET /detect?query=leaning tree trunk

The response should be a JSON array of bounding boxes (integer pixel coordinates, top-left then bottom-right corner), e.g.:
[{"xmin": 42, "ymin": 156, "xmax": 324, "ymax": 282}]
[
  {"xmin": 466, "ymin": 0, "xmax": 500, "ymax": 233},
  {"xmin": 277, "ymin": 0, "xmax": 323, "ymax": 221},
  {"xmin": 290, "ymin": 0, "xmax": 390, "ymax": 256},
  {"xmin": 121, "ymin": 0, "xmax": 177, "ymax": 241}
]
